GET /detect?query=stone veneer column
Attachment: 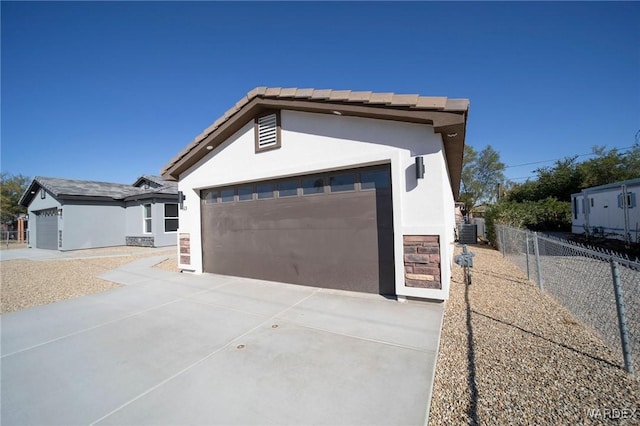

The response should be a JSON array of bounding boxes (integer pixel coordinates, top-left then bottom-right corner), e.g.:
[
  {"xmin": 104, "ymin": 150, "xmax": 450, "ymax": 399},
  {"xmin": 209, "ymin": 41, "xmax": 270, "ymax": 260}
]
[{"xmin": 403, "ymin": 235, "xmax": 441, "ymax": 289}]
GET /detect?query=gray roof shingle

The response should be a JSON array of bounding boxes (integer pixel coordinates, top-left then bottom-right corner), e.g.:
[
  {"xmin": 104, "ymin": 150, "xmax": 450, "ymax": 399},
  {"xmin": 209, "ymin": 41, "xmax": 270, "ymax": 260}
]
[{"xmin": 19, "ymin": 175, "xmax": 178, "ymax": 207}]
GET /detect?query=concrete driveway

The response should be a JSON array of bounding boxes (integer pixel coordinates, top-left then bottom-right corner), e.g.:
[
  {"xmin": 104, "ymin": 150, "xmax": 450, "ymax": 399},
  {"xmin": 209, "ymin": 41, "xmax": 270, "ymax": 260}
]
[{"xmin": 1, "ymin": 256, "xmax": 444, "ymax": 425}]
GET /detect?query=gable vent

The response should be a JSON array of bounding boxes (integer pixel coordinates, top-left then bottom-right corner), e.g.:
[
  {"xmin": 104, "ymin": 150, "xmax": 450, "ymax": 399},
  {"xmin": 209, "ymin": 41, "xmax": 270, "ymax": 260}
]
[{"xmin": 257, "ymin": 113, "xmax": 278, "ymax": 148}]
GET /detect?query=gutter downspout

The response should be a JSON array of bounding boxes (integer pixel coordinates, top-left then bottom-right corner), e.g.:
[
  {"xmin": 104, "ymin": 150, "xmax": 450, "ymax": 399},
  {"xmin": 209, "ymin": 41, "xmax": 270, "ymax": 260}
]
[
  {"xmin": 622, "ymin": 184, "xmax": 630, "ymax": 244},
  {"xmin": 582, "ymin": 189, "xmax": 590, "ymax": 236}
]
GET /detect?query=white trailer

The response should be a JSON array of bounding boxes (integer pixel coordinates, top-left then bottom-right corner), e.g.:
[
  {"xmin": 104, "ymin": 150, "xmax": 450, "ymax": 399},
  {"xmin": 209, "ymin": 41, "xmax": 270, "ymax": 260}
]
[{"xmin": 571, "ymin": 178, "xmax": 640, "ymax": 243}]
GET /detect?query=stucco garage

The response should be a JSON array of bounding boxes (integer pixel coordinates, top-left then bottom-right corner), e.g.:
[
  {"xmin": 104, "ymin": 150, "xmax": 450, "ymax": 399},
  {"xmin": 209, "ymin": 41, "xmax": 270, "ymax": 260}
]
[
  {"xmin": 163, "ymin": 87, "xmax": 469, "ymax": 301},
  {"xmin": 200, "ymin": 165, "xmax": 394, "ymax": 294}
]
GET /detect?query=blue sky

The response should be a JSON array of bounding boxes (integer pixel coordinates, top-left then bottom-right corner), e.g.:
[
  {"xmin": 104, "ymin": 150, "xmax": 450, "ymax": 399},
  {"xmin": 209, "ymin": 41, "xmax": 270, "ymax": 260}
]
[{"xmin": 2, "ymin": 1, "xmax": 639, "ymax": 186}]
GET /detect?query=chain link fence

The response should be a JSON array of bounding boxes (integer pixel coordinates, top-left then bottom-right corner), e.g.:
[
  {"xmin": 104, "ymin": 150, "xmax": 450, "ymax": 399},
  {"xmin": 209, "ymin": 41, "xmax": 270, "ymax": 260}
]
[
  {"xmin": 2, "ymin": 230, "xmax": 27, "ymax": 247},
  {"xmin": 496, "ymin": 224, "xmax": 640, "ymax": 376}
]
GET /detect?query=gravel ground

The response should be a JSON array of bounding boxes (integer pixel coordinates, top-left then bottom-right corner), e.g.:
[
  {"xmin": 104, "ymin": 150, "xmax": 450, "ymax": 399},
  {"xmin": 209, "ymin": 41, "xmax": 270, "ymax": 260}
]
[
  {"xmin": 3, "ymin": 244, "xmax": 639, "ymax": 424},
  {"xmin": 429, "ymin": 244, "xmax": 640, "ymax": 425},
  {"xmin": 1, "ymin": 248, "xmax": 174, "ymax": 314}
]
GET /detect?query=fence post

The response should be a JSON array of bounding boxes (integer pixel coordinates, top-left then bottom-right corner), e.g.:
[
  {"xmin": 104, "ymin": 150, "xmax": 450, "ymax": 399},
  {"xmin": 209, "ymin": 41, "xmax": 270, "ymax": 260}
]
[
  {"xmin": 533, "ymin": 232, "xmax": 543, "ymax": 291},
  {"xmin": 525, "ymin": 232, "xmax": 530, "ymax": 280},
  {"xmin": 610, "ymin": 259, "xmax": 635, "ymax": 376}
]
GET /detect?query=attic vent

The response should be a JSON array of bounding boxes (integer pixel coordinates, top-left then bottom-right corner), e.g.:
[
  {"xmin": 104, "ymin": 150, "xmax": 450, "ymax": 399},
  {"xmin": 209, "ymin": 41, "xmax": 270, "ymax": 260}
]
[{"xmin": 255, "ymin": 111, "xmax": 281, "ymax": 152}]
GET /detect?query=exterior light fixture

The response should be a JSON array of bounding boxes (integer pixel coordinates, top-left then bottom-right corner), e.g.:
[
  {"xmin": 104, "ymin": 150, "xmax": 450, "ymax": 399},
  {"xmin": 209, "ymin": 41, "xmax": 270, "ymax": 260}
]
[
  {"xmin": 447, "ymin": 133, "xmax": 458, "ymax": 138},
  {"xmin": 415, "ymin": 156, "xmax": 425, "ymax": 179},
  {"xmin": 179, "ymin": 191, "xmax": 186, "ymax": 210},
  {"xmin": 331, "ymin": 111, "xmax": 342, "ymax": 115},
  {"xmin": 206, "ymin": 145, "xmax": 214, "ymax": 150}
]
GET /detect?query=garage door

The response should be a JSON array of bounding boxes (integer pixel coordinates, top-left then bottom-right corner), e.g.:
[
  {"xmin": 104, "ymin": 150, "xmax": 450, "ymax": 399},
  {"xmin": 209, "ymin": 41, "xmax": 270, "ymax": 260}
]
[
  {"xmin": 35, "ymin": 209, "xmax": 58, "ymax": 250},
  {"xmin": 201, "ymin": 165, "xmax": 395, "ymax": 295}
]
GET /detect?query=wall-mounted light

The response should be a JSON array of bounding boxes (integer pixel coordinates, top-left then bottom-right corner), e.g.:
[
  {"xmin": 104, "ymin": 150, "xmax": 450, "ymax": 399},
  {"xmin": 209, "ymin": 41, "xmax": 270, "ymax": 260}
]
[
  {"xmin": 331, "ymin": 110, "xmax": 342, "ymax": 115},
  {"xmin": 179, "ymin": 191, "xmax": 186, "ymax": 210},
  {"xmin": 206, "ymin": 145, "xmax": 214, "ymax": 150},
  {"xmin": 415, "ymin": 156, "xmax": 425, "ymax": 179}
]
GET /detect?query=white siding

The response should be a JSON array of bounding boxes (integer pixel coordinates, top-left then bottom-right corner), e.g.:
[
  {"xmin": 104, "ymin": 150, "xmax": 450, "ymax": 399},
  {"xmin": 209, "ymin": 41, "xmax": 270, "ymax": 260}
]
[
  {"xmin": 572, "ymin": 183, "xmax": 640, "ymax": 242},
  {"xmin": 178, "ymin": 110, "xmax": 456, "ymax": 300}
]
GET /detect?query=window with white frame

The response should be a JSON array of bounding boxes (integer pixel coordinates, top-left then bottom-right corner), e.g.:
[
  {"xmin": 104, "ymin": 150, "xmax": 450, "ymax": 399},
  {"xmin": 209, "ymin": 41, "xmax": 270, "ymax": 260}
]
[
  {"xmin": 164, "ymin": 203, "xmax": 179, "ymax": 232},
  {"xmin": 618, "ymin": 192, "xmax": 637, "ymax": 209},
  {"xmin": 143, "ymin": 204, "xmax": 152, "ymax": 233}
]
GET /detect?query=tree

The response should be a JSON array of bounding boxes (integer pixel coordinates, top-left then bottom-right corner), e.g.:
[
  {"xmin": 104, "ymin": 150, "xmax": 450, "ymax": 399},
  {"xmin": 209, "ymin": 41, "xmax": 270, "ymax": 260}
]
[
  {"xmin": 459, "ymin": 144, "xmax": 506, "ymax": 212},
  {"xmin": 578, "ymin": 145, "xmax": 640, "ymax": 188},
  {"xmin": 506, "ymin": 145, "xmax": 640, "ymax": 204},
  {"xmin": 507, "ymin": 156, "xmax": 582, "ymax": 203},
  {"xmin": 0, "ymin": 173, "xmax": 30, "ymax": 225}
]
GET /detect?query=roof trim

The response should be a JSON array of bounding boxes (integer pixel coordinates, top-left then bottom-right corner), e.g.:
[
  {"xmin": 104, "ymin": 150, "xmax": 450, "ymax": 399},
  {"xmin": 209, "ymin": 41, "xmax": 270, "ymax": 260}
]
[
  {"xmin": 571, "ymin": 178, "xmax": 640, "ymax": 196},
  {"xmin": 19, "ymin": 176, "xmax": 178, "ymax": 207},
  {"xmin": 161, "ymin": 87, "xmax": 469, "ymax": 197}
]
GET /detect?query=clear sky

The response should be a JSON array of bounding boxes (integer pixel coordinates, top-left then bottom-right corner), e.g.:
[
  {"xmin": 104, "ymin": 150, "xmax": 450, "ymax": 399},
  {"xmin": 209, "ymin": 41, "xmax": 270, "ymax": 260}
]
[{"xmin": 2, "ymin": 1, "xmax": 639, "ymax": 186}]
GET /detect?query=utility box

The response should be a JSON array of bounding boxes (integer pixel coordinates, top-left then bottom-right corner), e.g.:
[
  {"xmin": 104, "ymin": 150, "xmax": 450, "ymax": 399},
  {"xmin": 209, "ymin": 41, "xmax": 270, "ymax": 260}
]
[{"xmin": 458, "ymin": 224, "xmax": 478, "ymax": 244}]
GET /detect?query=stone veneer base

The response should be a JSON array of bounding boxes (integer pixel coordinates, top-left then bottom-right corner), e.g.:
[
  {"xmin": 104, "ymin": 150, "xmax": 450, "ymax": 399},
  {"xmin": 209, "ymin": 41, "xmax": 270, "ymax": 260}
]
[{"xmin": 403, "ymin": 235, "xmax": 441, "ymax": 289}]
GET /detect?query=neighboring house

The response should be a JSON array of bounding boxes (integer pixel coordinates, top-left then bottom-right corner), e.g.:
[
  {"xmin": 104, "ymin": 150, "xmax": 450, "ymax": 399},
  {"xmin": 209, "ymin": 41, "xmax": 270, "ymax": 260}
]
[
  {"xmin": 162, "ymin": 87, "xmax": 469, "ymax": 301},
  {"xmin": 571, "ymin": 178, "xmax": 640, "ymax": 242},
  {"xmin": 19, "ymin": 175, "xmax": 179, "ymax": 251}
]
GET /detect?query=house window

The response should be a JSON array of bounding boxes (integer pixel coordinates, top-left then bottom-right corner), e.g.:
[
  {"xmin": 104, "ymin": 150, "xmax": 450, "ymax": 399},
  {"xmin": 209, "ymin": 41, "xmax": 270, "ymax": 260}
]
[
  {"xmin": 573, "ymin": 198, "xmax": 578, "ymax": 220},
  {"xmin": 618, "ymin": 192, "xmax": 637, "ymax": 209},
  {"xmin": 278, "ymin": 180, "xmax": 298, "ymax": 197},
  {"xmin": 255, "ymin": 111, "xmax": 281, "ymax": 152},
  {"xmin": 164, "ymin": 204, "xmax": 179, "ymax": 232},
  {"xmin": 221, "ymin": 189, "xmax": 235, "ymax": 203},
  {"xmin": 360, "ymin": 170, "xmax": 390, "ymax": 190},
  {"xmin": 257, "ymin": 183, "xmax": 275, "ymax": 199},
  {"xmin": 329, "ymin": 173, "xmax": 356, "ymax": 192},
  {"xmin": 143, "ymin": 204, "xmax": 152, "ymax": 233},
  {"xmin": 40, "ymin": 188, "xmax": 46, "ymax": 199},
  {"xmin": 238, "ymin": 186, "xmax": 253, "ymax": 201},
  {"xmin": 301, "ymin": 177, "xmax": 325, "ymax": 195},
  {"xmin": 203, "ymin": 189, "xmax": 218, "ymax": 204}
]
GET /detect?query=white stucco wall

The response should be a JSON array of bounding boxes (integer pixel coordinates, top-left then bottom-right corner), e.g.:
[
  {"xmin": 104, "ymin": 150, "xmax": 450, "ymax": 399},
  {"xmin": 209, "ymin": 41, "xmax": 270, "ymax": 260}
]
[{"xmin": 177, "ymin": 109, "xmax": 456, "ymax": 300}]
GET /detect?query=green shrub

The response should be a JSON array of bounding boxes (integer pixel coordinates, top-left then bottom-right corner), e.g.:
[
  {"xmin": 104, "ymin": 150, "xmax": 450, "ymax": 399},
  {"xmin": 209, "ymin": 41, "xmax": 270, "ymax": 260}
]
[{"xmin": 485, "ymin": 198, "xmax": 572, "ymax": 246}]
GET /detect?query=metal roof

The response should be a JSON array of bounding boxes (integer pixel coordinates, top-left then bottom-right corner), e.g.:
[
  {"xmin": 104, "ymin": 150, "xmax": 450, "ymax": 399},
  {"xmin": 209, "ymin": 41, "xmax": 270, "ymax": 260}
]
[{"xmin": 572, "ymin": 178, "xmax": 640, "ymax": 196}]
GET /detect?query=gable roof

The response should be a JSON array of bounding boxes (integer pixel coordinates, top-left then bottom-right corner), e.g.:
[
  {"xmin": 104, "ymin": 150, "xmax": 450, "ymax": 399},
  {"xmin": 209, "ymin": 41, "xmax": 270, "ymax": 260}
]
[
  {"xmin": 161, "ymin": 87, "xmax": 469, "ymax": 198},
  {"xmin": 132, "ymin": 175, "xmax": 175, "ymax": 188},
  {"xmin": 19, "ymin": 175, "xmax": 178, "ymax": 207}
]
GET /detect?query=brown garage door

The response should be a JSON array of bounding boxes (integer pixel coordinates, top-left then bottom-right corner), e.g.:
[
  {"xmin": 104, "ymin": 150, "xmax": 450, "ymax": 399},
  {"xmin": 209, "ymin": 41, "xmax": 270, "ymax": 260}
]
[{"xmin": 200, "ymin": 165, "xmax": 395, "ymax": 295}]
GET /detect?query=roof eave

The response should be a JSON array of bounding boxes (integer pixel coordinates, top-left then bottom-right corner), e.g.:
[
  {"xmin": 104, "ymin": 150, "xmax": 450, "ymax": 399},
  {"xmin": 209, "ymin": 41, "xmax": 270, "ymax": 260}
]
[{"xmin": 161, "ymin": 97, "xmax": 468, "ymax": 187}]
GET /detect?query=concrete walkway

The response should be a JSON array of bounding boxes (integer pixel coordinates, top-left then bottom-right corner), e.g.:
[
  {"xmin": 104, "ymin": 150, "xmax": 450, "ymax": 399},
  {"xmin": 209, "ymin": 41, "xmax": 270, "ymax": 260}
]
[
  {"xmin": 0, "ymin": 246, "xmax": 175, "ymax": 261},
  {"xmin": 1, "ymin": 256, "xmax": 444, "ymax": 425}
]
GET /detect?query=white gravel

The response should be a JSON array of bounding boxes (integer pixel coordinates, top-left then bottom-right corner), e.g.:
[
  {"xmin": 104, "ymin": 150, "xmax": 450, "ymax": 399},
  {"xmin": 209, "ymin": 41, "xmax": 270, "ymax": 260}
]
[{"xmin": 429, "ymin": 244, "xmax": 640, "ymax": 425}]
